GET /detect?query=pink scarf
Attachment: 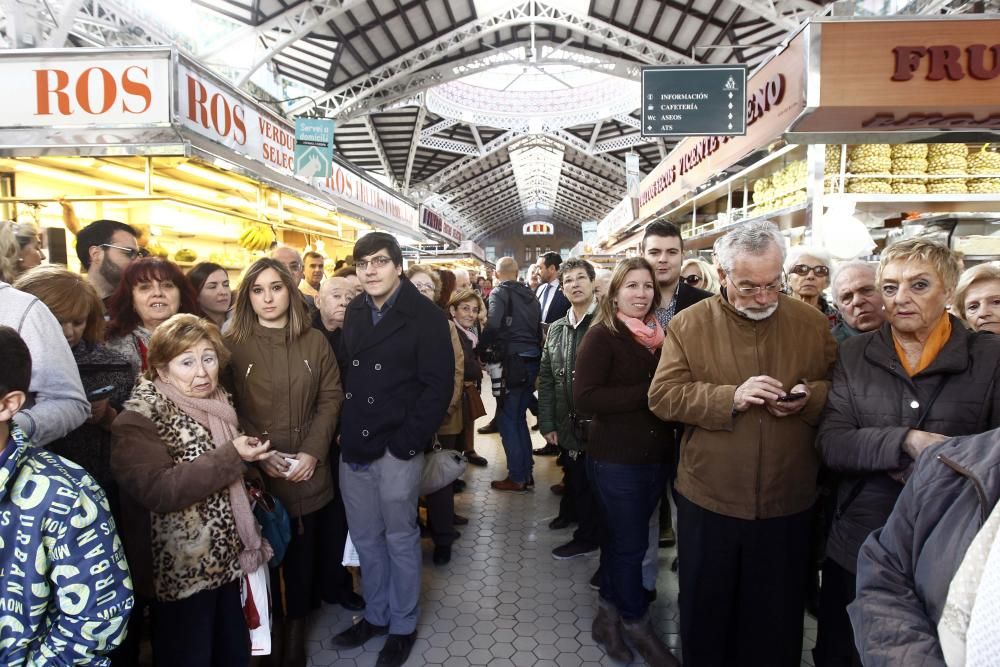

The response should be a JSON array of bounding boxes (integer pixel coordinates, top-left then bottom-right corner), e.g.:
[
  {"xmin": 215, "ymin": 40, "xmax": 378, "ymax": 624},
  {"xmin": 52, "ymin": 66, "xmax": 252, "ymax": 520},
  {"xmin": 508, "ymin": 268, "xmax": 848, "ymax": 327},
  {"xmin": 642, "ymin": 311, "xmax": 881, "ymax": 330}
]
[
  {"xmin": 153, "ymin": 379, "xmax": 272, "ymax": 574},
  {"xmin": 457, "ymin": 323, "xmax": 479, "ymax": 349},
  {"xmin": 616, "ymin": 312, "xmax": 665, "ymax": 353}
]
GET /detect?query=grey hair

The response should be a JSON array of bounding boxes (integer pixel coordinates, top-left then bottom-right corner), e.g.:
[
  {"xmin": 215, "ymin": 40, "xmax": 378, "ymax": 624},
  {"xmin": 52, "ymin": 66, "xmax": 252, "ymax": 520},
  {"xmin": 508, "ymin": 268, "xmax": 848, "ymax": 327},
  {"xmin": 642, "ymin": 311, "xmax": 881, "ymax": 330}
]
[
  {"xmin": 784, "ymin": 245, "xmax": 833, "ymax": 274},
  {"xmin": 830, "ymin": 259, "xmax": 877, "ymax": 293},
  {"xmin": 715, "ymin": 220, "xmax": 786, "ymax": 274}
]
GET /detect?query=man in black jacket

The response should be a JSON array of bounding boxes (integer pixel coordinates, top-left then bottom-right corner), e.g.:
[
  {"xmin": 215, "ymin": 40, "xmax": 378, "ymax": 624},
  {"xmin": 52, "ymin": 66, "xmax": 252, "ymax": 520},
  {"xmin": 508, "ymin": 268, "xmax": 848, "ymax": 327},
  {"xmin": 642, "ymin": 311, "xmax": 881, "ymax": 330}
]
[
  {"xmin": 536, "ymin": 251, "xmax": 571, "ymax": 324},
  {"xmin": 483, "ymin": 256, "xmax": 542, "ymax": 492},
  {"xmin": 332, "ymin": 233, "xmax": 454, "ymax": 667}
]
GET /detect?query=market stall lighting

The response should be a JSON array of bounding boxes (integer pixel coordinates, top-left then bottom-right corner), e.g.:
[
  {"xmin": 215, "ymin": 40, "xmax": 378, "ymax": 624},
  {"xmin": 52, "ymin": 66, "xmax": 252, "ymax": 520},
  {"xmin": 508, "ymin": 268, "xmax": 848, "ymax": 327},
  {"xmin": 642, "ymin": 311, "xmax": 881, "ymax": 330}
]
[
  {"xmin": 0, "ymin": 159, "xmax": 142, "ymax": 196},
  {"xmin": 175, "ymin": 162, "xmax": 259, "ymax": 195},
  {"xmin": 37, "ymin": 157, "xmax": 99, "ymax": 170},
  {"xmin": 98, "ymin": 164, "xmax": 227, "ymax": 203}
]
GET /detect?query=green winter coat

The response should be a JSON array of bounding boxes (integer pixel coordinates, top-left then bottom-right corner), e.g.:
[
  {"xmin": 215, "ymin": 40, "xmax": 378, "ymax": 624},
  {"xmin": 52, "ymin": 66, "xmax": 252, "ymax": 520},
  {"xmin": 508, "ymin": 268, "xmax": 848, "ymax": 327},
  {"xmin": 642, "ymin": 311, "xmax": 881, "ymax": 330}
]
[{"xmin": 537, "ymin": 302, "xmax": 596, "ymax": 452}]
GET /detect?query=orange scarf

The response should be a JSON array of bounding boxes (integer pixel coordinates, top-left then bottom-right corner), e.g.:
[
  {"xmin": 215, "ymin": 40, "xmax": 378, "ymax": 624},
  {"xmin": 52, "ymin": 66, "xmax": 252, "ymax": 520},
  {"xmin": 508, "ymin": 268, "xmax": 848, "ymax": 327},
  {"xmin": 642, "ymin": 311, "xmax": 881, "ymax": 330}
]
[{"xmin": 893, "ymin": 313, "xmax": 952, "ymax": 376}]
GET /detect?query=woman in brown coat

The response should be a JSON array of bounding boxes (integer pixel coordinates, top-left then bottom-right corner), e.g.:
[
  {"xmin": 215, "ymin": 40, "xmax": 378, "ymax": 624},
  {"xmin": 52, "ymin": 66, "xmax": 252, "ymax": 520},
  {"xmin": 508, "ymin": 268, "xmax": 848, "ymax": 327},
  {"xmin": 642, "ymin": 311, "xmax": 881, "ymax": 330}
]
[{"xmin": 225, "ymin": 258, "xmax": 344, "ymax": 667}]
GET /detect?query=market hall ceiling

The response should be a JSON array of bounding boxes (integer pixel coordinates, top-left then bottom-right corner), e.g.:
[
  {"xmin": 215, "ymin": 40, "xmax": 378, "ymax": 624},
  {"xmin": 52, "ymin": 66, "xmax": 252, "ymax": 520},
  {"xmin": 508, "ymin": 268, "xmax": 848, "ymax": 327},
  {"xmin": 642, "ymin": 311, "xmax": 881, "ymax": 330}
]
[{"xmin": 2, "ymin": 0, "xmax": 838, "ymax": 241}]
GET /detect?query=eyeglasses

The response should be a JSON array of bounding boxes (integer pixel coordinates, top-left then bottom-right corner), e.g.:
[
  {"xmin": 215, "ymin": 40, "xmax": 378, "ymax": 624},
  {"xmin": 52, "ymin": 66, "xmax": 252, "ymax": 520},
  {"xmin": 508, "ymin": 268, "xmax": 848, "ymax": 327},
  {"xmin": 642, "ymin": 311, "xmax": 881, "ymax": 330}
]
[
  {"xmin": 455, "ymin": 304, "xmax": 480, "ymax": 314},
  {"xmin": 727, "ymin": 273, "xmax": 786, "ymax": 296},
  {"xmin": 100, "ymin": 243, "xmax": 145, "ymax": 260},
  {"xmin": 412, "ymin": 281, "xmax": 435, "ymax": 294},
  {"xmin": 789, "ymin": 264, "xmax": 830, "ymax": 278},
  {"xmin": 683, "ymin": 275, "xmax": 702, "ymax": 286},
  {"xmin": 356, "ymin": 256, "xmax": 393, "ymax": 271}
]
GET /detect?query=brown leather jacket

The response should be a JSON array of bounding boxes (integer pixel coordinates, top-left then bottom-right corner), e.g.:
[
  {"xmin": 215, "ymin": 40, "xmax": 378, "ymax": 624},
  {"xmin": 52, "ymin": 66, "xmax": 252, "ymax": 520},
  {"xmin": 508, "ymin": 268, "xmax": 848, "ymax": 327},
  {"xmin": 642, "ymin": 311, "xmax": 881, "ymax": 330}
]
[
  {"xmin": 225, "ymin": 324, "xmax": 344, "ymax": 518},
  {"xmin": 649, "ymin": 293, "xmax": 837, "ymax": 520}
]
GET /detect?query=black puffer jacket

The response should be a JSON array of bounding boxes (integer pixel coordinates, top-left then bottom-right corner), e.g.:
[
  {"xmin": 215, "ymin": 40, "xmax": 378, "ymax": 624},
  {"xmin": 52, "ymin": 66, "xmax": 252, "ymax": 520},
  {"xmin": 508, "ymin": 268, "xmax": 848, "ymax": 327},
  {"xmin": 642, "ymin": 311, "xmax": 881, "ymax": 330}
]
[
  {"xmin": 482, "ymin": 280, "xmax": 542, "ymax": 357},
  {"xmin": 849, "ymin": 428, "xmax": 1000, "ymax": 666},
  {"xmin": 817, "ymin": 317, "xmax": 1000, "ymax": 574}
]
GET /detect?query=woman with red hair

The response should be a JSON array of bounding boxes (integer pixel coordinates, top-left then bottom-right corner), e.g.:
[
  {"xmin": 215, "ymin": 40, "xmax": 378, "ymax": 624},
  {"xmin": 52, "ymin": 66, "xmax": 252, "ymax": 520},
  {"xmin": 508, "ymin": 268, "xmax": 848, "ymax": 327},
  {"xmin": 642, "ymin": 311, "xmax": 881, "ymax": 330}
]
[{"xmin": 106, "ymin": 258, "xmax": 201, "ymax": 379}]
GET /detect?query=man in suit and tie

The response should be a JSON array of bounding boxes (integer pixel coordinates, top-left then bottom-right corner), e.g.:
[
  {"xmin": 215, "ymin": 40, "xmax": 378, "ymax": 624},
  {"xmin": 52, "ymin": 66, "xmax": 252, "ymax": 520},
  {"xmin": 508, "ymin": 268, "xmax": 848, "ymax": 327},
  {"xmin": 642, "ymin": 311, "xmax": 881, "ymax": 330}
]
[{"xmin": 535, "ymin": 252, "xmax": 571, "ymax": 325}]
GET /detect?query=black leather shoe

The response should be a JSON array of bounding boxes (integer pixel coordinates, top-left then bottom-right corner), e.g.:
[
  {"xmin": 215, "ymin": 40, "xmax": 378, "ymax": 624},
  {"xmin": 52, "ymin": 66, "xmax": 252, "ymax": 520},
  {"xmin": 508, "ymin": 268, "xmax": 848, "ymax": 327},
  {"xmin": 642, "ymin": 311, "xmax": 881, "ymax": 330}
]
[
  {"xmin": 452, "ymin": 479, "xmax": 466, "ymax": 493},
  {"xmin": 337, "ymin": 591, "xmax": 366, "ymax": 612},
  {"xmin": 548, "ymin": 516, "xmax": 573, "ymax": 530},
  {"xmin": 453, "ymin": 513, "xmax": 469, "ymax": 526},
  {"xmin": 332, "ymin": 618, "xmax": 388, "ymax": 648},
  {"xmin": 464, "ymin": 452, "xmax": 488, "ymax": 467},
  {"xmin": 532, "ymin": 443, "xmax": 560, "ymax": 456},
  {"xmin": 376, "ymin": 631, "xmax": 417, "ymax": 667},
  {"xmin": 433, "ymin": 544, "xmax": 452, "ymax": 566},
  {"xmin": 477, "ymin": 421, "xmax": 498, "ymax": 434}
]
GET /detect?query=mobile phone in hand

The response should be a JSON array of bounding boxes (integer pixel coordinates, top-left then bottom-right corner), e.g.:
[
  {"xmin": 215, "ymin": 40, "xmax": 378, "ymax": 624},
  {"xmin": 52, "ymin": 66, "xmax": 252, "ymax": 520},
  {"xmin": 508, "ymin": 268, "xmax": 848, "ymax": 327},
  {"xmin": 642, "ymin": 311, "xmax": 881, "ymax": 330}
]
[
  {"xmin": 776, "ymin": 391, "xmax": 807, "ymax": 403},
  {"xmin": 88, "ymin": 385, "xmax": 115, "ymax": 401}
]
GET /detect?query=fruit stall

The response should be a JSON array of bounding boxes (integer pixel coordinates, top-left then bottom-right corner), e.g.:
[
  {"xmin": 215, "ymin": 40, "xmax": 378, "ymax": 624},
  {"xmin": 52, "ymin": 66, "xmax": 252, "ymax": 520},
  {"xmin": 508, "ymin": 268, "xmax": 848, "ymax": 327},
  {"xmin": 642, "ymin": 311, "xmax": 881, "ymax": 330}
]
[
  {"xmin": 0, "ymin": 47, "xmax": 421, "ymax": 277},
  {"xmin": 607, "ymin": 15, "xmax": 1000, "ymax": 263}
]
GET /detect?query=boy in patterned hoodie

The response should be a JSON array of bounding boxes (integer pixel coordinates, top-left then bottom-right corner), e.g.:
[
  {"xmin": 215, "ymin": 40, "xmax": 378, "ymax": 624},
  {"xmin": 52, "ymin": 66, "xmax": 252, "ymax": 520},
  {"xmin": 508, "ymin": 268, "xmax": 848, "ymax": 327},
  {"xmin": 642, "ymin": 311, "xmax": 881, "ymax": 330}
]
[{"xmin": 0, "ymin": 325, "xmax": 133, "ymax": 666}]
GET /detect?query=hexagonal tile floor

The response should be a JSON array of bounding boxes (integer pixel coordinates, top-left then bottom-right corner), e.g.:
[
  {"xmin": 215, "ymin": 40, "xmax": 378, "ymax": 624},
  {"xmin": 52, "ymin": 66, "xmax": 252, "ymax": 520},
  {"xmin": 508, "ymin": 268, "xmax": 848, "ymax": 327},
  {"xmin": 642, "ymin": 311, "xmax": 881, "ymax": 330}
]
[{"xmin": 305, "ymin": 388, "xmax": 817, "ymax": 666}]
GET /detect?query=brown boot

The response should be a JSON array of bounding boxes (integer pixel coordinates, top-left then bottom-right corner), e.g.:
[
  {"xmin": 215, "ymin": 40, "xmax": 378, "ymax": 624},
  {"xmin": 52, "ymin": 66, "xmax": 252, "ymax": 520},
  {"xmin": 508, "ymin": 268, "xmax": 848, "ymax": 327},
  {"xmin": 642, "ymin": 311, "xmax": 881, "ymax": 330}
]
[
  {"xmin": 281, "ymin": 618, "xmax": 307, "ymax": 667},
  {"xmin": 622, "ymin": 613, "xmax": 680, "ymax": 667},
  {"xmin": 591, "ymin": 598, "xmax": 633, "ymax": 663}
]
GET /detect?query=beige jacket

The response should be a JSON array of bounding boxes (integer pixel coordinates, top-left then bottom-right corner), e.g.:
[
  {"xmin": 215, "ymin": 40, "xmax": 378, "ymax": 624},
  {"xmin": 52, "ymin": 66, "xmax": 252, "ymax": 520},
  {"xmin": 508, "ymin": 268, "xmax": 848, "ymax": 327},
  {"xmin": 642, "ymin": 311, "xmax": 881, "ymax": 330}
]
[
  {"xmin": 437, "ymin": 321, "xmax": 465, "ymax": 436},
  {"xmin": 649, "ymin": 294, "xmax": 837, "ymax": 520}
]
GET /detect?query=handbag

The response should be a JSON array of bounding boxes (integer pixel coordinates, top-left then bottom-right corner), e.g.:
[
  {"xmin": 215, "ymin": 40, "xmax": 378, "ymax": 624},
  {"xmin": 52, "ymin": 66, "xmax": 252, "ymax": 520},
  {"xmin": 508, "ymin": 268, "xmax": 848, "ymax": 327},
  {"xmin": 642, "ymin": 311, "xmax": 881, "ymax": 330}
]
[
  {"xmin": 241, "ymin": 563, "xmax": 272, "ymax": 656},
  {"xmin": 420, "ymin": 443, "xmax": 468, "ymax": 495},
  {"xmin": 568, "ymin": 411, "xmax": 593, "ymax": 444},
  {"xmin": 245, "ymin": 479, "xmax": 292, "ymax": 568},
  {"xmin": 464, "ymin": 383, "xmax": 487, "ymax": 421}
]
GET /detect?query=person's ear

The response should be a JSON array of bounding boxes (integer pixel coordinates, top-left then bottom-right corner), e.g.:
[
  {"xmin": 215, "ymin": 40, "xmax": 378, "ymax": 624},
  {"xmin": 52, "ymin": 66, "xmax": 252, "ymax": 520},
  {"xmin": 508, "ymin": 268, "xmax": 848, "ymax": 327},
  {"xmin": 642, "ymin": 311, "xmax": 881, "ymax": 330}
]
[
  {"xmin": 155, "ymin": 366, "xmax": 170, "ymax": 384},
  {"xmin": 88, "ymin": 244, "xmax": 103, "ymax": 267},
  {"xmin": 0, "ymin": 390, "xmax": 26, "ymax": 423},
  {"xmin": 716, "ymin": 266, "xmax": 727, "ymax": 285}
]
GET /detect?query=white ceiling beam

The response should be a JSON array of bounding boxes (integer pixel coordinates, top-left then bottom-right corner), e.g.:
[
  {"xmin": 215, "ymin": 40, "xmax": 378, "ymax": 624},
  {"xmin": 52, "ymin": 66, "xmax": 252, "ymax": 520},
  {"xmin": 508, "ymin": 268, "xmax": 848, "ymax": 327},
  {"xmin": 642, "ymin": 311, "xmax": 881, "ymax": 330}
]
[
  {"xmin": 420, "ymin": 118, "xmax": 460, "ymax": 140},
  {"xmin": 288, "ymin": 1, "xmax": 693, "ymax": 118},
  {"xmin": 587, "ymin": 120, "xmax": 604, "ymax": 152},
  {"xmin": 44, "ymin": 0, "xmax": 85, "ymax": 46},
  {"xmin": 362, "ymin": 116, "xmax": 397, "ymax": 188},
  {"xmin": 593, "ymin": 133, "xmax": 657, "ymax": 154},
  {"xmin": 470, "ymin": 125, "xmax": 485, "ymax": 155},
  {"xmin": 419, "ymin": 136, "xmax": 480, "ymax": 156},
  {"xmin": 402, "ymin": 104, "xmax": 428, "ymax": 193},
  {"xmin": 198, "ymin": 0, "xmax": 364, "ymax": 61},
  {"xmin": 723, "ymin": 0, "xmax": 822, "ymax": 32}
]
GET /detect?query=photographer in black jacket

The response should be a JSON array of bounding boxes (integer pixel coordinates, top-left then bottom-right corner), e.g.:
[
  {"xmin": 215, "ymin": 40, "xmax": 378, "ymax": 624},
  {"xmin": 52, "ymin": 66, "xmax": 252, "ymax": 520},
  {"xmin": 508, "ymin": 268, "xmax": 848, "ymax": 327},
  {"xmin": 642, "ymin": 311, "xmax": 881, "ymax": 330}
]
[{"xmin": 481, "ymin": 257, "xmax": 542, "ymax": 492}]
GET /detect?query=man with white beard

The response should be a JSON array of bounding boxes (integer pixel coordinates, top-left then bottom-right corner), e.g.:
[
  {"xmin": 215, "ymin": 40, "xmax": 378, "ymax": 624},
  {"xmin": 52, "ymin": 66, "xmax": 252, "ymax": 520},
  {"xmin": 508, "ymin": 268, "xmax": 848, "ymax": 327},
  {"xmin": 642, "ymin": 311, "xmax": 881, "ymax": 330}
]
[{"xmin": 648, "ymin": 220, "xmax": 837, "ymax": 667}]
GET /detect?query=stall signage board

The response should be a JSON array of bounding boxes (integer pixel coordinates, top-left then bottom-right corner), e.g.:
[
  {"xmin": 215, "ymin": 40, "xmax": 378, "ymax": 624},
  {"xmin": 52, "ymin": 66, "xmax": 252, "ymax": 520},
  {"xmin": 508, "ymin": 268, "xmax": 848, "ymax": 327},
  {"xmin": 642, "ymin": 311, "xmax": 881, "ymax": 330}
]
[
  {"xmin": 789, "ymin": 18, "xmax": 1000, "ymax": 136},
  {"xmin": 598, "ymin": 196, "xmax": 636, "ymax": 244},
  {"xmin": 641, "ymin": 66, "xmax": 747, "ymax": 137},
  {"xmin": 638, "ymin": 33, "xmax": 805, "ymax": 221},
  {"xmin": 4, "ymin": 51, "xmax": 172, "ymax": 127},
  {"xmin": 420, "ymin": 206, "xmax": 463, "ymax": 244},
  {"xmin": 294, "ymin": 118, "xmax": 335, "ymax": 179},
  {"xmin": 319, "ymin": 166, "xmax": 419, "ymax": 232}
]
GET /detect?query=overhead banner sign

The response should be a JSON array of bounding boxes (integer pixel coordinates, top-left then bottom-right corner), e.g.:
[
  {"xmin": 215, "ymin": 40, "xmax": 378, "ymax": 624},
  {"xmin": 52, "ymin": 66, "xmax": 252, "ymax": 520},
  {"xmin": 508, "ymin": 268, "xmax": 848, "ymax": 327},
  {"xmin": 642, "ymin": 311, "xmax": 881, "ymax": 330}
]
[
  {"xmin": 420, "ymin": 206, "xmax": 463, "ymax": 244},
  {"xmin": 641, "ymin": 65, "xmax": 747, "ymax": 137},
  {"xmin": 294, "ymin": 117, "xmax": 335, "ymax": 179},
  {"xmin": 638, "ymin": 33, "xmax": 805, "ymax": 221}
]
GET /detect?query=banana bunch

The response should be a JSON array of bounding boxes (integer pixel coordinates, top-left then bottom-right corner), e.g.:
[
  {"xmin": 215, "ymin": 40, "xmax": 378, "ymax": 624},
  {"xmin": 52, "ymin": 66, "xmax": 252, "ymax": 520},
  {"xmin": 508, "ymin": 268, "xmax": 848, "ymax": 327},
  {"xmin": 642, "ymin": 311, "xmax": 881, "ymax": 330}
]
[
  {"xmin": 968, "ymin": 146, "xmax": 1000, "ymax": 175},
  {"xmin": 891, "ymin": 144, "xmax": 929, "ymax": 160},
  {"xmin": 239, "ymin": 223, "xmax": 276, "ymax": 253},
  {"xmin": 847, "ymin": 178, "xmax": 892, "ymax": 194},
  {"xmin": 890, "ymin": 179, "xmax": 927, "ymax": 195},
  {"xmin": 849, "ymin": 144, "xmax": 892, "ymax": 161},
  {"xmin": 969, "ymin": 178, "xmax": 1000, "ymax": 194},
  {"xmin": 891, "ymin": 158, "xmax": 929, "ymax": 175},
  {"xmin": 927, "ymin": 179, "xmax": 968, "ymax": 194}
]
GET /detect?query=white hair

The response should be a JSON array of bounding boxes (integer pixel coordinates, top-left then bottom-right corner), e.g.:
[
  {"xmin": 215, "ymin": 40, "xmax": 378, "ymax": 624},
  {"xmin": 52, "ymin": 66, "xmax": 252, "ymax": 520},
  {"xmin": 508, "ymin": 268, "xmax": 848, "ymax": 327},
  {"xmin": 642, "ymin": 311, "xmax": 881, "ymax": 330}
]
[
  {"xmin": 784, "ymin": 245, "xmax": 833, "ymax": 274},
  {"xmin": 830, "ymin": 260, "xmax": 877, "ymax": 293},
  {"xmin": 715, "ymin": 220, "xmax": 786, "ymax": 274}
]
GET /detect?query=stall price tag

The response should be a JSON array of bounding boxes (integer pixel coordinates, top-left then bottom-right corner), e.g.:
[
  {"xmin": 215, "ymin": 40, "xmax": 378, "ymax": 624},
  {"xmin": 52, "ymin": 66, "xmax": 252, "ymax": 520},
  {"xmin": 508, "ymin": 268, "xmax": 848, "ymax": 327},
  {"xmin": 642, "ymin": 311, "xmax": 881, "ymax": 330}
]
[{"xmin": 641, "ymin": 65, "xmax": 748, "ymax": 137}]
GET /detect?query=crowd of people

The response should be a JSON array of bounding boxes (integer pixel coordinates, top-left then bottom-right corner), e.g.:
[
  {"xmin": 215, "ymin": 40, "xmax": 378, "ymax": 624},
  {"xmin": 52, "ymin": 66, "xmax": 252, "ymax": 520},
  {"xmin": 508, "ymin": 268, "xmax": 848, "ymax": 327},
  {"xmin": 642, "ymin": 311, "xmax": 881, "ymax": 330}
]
[{"xmin": 2, "ymin": 214, "xmax": 1000, "ymax": 667}]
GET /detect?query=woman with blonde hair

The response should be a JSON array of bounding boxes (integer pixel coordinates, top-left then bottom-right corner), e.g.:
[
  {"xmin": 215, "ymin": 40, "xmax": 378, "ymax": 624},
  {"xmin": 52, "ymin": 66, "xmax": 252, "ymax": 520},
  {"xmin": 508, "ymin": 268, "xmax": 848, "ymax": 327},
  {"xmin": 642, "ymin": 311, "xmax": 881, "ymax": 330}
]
[
  {"xmin": 953, "ymin": 261, "xmax": 1000, "ymax": 334},
  {"xmin": 681, "ymin": 257, "xmax": 720, "ymax": 294},
  {"xmin": 574, "ymin": 256, "xmax": 679, "ymax": 666},
  {"xmin": 224, "ymin": 257, "xmax": 344, "ymax": 665}
]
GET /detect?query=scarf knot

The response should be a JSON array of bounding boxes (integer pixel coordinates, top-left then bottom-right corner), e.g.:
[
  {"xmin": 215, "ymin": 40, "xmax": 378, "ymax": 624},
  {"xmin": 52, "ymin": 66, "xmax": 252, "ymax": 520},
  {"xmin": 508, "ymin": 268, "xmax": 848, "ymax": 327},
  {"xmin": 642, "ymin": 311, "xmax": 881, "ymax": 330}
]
[{"xmin": 616, "ymin": 312, "xmax": 665, "ymax": 353}]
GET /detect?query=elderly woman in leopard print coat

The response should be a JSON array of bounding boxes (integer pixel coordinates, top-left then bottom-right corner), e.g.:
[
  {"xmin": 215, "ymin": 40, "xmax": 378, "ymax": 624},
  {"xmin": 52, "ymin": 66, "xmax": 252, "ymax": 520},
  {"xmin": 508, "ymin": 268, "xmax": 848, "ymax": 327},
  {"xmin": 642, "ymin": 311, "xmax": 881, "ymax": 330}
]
[{"xmin": 111, "ymin": 314, "xmax": 275, "ymax": 666}]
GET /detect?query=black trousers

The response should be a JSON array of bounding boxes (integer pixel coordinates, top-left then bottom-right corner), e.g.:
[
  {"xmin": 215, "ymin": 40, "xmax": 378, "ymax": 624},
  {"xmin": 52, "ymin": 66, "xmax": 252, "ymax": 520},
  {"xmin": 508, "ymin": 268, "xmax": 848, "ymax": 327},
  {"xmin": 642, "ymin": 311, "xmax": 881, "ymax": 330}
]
[
  {"xmin": 152, "ymin": 579, "xmax": 249, "ymax": 667},
  {"xmin": 426, "ymin": 433, "xmax": 460, "ymax": 547},
  {"xmin": 677, "ymin": 493, "xmax": 810, "ymax": 667},
  {"xmin": 566, "ymin": 451, "xmax": 602, "ymax": 546},
  {"xmin": 275, "ymin": 500, "xmax": 343, "ymax": 619},
  {"xmin": 556, "ymin": 449, "xmax": 578, "ymax": 523},
  {"xmin": 813, "ymin": 559, "xmax": 863, "ymax": 667}
]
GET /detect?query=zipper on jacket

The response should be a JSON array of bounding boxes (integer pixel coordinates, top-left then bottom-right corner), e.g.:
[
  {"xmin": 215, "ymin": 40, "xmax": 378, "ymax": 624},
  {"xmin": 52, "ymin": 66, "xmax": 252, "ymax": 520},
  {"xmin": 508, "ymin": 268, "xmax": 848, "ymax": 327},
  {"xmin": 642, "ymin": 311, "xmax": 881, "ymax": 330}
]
[
  {"xmin": 245, "ymin": 363, "xmax": 254, "ymax": 380},
  {"xmin": 754, "ymin": 321, "xmax": 763, "ymax": 519},
  {"xmin": 304, "ymin": 359, "xmax": 313, "ymax": 375},
  {"xmin": 937, "ymin": 454, "xmax": 990, "ymax": 524}
]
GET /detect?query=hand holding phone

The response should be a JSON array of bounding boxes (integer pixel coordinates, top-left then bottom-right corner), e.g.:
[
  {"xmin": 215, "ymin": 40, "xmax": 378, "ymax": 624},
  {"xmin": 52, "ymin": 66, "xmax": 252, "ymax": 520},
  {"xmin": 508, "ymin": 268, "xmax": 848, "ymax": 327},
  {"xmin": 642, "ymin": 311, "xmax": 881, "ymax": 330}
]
[{"xmin": 776, "ymin": 391, "xmax": 807, "ymax": 403}]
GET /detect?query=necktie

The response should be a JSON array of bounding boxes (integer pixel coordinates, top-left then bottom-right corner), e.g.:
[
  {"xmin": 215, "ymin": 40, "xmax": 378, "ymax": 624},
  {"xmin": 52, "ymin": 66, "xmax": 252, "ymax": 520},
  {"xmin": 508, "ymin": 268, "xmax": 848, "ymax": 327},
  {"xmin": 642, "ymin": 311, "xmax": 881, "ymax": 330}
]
[{"xmin": 540, "ymin": 284, "xmax": 552, "ymax": 315}]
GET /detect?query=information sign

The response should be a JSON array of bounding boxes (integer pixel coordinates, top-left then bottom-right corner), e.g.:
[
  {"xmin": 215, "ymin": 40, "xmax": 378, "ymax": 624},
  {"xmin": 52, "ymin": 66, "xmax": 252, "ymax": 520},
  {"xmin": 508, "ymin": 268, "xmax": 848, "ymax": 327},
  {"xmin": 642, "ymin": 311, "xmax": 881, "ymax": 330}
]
[{"xmin": 641, "ymin": 65, "xmax": 747, "ymax": 137}]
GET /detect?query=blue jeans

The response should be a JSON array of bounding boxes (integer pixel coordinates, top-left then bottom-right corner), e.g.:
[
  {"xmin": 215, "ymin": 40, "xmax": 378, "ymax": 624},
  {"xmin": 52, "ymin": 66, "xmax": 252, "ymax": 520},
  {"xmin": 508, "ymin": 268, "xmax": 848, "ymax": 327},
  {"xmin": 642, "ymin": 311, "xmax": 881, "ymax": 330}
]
[
  {"xmin": 588, "ymin": 458, "xmax": 668, "ymax": 621},
  {"xmin": 496, "ymin": 356, "xmax": 539, "ymax": 484}
]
